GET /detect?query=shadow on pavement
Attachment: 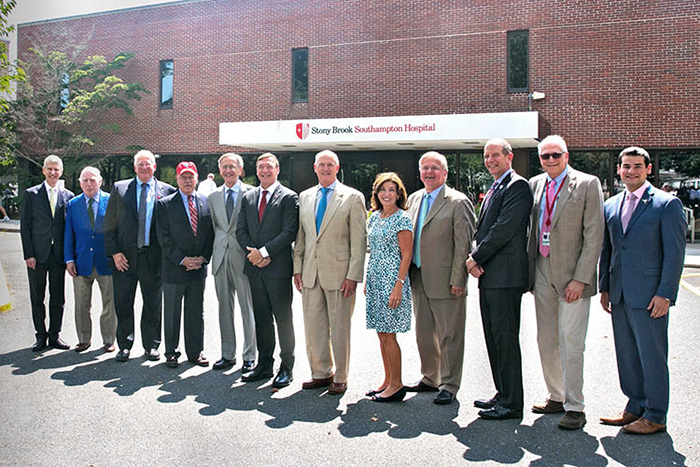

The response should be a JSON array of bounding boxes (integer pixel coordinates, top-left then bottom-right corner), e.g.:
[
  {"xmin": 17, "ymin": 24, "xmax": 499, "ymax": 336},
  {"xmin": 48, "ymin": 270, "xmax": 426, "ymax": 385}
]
[{"xmin": 601, "ymin": 431, "xmax": 687, "ymax": 466}]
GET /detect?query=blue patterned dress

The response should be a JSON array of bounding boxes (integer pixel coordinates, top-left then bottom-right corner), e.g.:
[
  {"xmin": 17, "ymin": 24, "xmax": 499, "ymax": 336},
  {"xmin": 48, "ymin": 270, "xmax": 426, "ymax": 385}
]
[{"xmin": 366, "ymin": 209, "xmax": 413, "ymax": 333}]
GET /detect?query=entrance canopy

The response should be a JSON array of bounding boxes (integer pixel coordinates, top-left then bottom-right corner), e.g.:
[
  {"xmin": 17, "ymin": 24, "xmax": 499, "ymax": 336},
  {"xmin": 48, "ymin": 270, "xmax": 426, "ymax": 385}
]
[{"xmin": 219, "ymin": 112, "xmax": 539, "ymax": 152}]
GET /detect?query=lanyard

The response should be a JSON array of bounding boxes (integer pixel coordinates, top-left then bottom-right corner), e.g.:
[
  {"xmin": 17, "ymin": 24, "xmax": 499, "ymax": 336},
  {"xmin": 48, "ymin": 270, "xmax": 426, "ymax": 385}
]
[{"xmin": 544, "ymin": 179, "xmax": 566, "ymax": 227}]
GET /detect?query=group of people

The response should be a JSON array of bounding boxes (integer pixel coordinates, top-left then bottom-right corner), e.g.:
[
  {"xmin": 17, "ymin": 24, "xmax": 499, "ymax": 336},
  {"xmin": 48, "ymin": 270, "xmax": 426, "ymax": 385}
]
[{"xmin": 20, "ymin": 135, "xmax": 686, "ymax": 436}]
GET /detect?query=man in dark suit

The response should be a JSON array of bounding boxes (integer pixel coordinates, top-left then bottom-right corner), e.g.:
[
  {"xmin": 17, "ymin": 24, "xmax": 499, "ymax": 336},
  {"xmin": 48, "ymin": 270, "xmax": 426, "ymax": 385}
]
[
  {"xmin": 405, "ymin": 151, "xmax": 476, "ymax": 405},
  {"xmin": 467, "ymin": 138, "xmax": 533, "ymax": 420},
  {"xmin": 20, "ymin": 155, "xmax": 74, "ymax": 351},
  {"xmin": 237, "ymin": 153, "xmax": 299, "ymax": 388},
  {"xmin": 209, "ymin": 153, "xmax": 257, "ymax": 372},
  {"xmin": 599, "ymin": 146, "xmax": 686, "ymax": 435},
  {"xmin": 104, "ymin": 150, "xmax": 176, "ymax": 362},
  {"xmin": 64, "ymin": 166, "xmax": 116, "ymax": 353},
  {"xmin": 157, "ymin": 161, "xmax": 214, "ymax": 368}
]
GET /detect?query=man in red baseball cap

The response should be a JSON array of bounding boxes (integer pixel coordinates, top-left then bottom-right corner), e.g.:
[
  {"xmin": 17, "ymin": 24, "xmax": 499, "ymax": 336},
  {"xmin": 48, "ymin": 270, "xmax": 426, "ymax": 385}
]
[{"xmin": 157, "ymin": 161, "xmax": 214, "ymax": 368}]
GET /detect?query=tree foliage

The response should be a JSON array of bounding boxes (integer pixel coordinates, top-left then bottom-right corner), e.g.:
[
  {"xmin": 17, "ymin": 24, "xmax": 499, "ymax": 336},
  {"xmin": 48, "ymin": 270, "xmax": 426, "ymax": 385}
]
[{"xmin": 4, "ymin": 41, "xmax": 148, "ymax": 173}]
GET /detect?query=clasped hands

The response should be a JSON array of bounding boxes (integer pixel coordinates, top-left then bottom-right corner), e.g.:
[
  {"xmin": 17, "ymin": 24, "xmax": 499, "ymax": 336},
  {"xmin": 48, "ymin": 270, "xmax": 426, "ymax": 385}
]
[
  {"xmin": 246, "ymin": 247, "xmax": 271, "ymax": 268},
  {"xmin": 182, "ymin": 256, "xmax": 206, "ymax": 271}
]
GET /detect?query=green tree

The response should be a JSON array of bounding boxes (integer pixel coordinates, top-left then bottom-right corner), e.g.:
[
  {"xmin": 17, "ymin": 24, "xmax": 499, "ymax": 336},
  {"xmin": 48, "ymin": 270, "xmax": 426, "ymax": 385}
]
[{"xmin": 8, "ymin": 46, "xmax": 147, "ymax": 176}]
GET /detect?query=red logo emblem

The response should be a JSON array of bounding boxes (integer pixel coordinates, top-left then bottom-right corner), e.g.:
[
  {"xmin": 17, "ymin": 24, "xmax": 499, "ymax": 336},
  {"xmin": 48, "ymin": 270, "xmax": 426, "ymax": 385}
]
[{"xmin": 296, "ymin": 123, "xmax": 310, "ymax": 140}]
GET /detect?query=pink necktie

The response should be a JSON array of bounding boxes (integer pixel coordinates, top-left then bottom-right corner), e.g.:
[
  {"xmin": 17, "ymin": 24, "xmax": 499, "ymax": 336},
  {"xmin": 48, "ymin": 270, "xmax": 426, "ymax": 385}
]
[
  {"xmin": 188, "ymin": 195, "xmax": 198, "ymax": 235},
  {"xmin": 539, "ymin": 181, "xmax": 556, "ymax": 257},
  {"xmin": 621, "ymin": 192, "xmax": 636, "ymax": 232}
]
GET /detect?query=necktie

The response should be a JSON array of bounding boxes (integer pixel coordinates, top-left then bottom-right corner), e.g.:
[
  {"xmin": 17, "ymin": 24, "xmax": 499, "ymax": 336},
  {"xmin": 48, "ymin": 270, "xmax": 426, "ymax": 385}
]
[
  {"xmin": 316, "ymin": 187, "xmax": 329, "ymax": 234},
  {"xmin": 137, "ymin": 183, "xmax": 148, "ymax": 249},
  {"xmin": 188, "ymin": 194, "xmax": 198, "ymax": 235},
  {"xmin": 226, "ymin": 188, "xmax": 234, "ymax": 222},
  {"xmin": 258, "ymin": 189, "xmax": 268, "ymax": 223},
  {"xmin": 621, "ymin": 192, "xmax": 637, "ymax": 233},
  {"xmin": 49, "ymin": 188, "xmax": 56, "ymax": 217},
  {"xmin": 87, "ymin": 198, "xmax": 95, "ymax": 229},
  {"xmin": 539, "ymin": 180, "xmax": 557, "ymax": 257},
  {"xmin": 482, "ymin": 180, "xmax": 499, "ymax": 209},
  {"xmin": 413, "ymin": 192, "xmax": 431, "ymax": 268}
]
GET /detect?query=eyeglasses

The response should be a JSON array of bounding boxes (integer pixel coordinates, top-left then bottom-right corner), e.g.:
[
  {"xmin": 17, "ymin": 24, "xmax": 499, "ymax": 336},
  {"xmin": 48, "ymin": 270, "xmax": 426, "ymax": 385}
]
[
  {"xmin": 420, "ymin": 165, "xmax": 443, "ymax": 172},
  {"xmin": 539, "ymin": 152, "xmax": 565, "ymax": 160}
]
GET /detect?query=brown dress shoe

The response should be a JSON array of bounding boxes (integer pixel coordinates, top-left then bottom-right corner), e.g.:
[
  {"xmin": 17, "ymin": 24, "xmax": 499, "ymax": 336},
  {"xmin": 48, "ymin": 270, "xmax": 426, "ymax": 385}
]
[
  {"xmin": 74, "ymin": 342, "xmax": 91, "ymax": 353},
  {"xmin": 103, "ymin": 343, "xmax": 116, "ymax": 352},
  {"xmin": 621, "ymin": 418, "xmax": 666, "ymax": 434},
  {"xmin": 328, "ymin": 382, "xmax": 347, "ymax": 395},
  {"xmin": 532, "ymin": 399, "xmax": 565, "ymax": 414},
  {"xmin": 600, "ymin": 411, "xmax": 641, "ymax": 426},
  {"xmin": 558, "ymin": 411, "xmax": 586, "ymax": 430},
  {"xmin": 301, "ymin": 375, "xmax": 334, "ymax": 390}
]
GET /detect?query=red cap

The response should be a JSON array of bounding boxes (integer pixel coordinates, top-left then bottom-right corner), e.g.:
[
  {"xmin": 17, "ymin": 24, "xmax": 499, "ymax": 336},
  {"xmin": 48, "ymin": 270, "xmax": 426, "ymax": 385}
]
[{"xmin": 176, "ymin": 161, "xmax": 198, "ymax": 176}]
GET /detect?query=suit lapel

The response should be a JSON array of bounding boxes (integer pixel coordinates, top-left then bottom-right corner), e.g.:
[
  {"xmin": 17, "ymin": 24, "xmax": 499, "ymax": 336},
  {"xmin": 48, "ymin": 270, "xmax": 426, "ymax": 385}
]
[
  {"xmin": 95, "ymin": 191, "xmax": 108, "ymax": 232},
  {"xmin": 423, "ymin": 186, "xmax": 446, "ymax": 227},
  {"xmin": 38, "ymin": 184, "xmax": 52, "ymax": 219},
  {"xmin": 258, "ymin": 186, "xmax": 278, "ymax": 226},
  {"xmin": 318, "ymin": 184, "xmax": 343, "ymax": 238},
  {"xmin": 625, "ymin": 186, "xmax": 653, "ymax": 234},
  {"xmin": 126, "ymin": 179, "xmax": 138, "ymax": 218},
  {"xmin": 550, "ymin": 172, "xmax": 573, "ymax": 229},
  {"xmin": 478, "ymin": 173, "xmax": 510, "ymax": 226},
  {"xmin": 531, "ymin": 177, "xmax": 545, "ymax": 235},
  {"xmin": 409, "ymin": 189, "xmax": 423, "ymax": 227}
]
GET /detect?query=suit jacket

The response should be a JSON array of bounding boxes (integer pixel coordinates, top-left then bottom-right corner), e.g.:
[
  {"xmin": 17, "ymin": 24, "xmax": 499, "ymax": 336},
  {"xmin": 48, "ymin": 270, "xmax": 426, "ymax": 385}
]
[
  {"xmin": 156, "ymin": 191, "xmax": 214, "ymax": 284},
  {"xmin": 20, "ymin": 182, "xmax": 74, "ymax": 263},
  {"xmin": 293, "ymin": 182, "xmax": 367, "ymax": 290},
  {"xmin": 472, "ymin": 171, "xmax": 533, "ymax": 289},
  {"xmin": 209, "ymin": 181, "xmax": 253, "ymax": 276},
  {"xmin": 407, "ymin": 185, "xmax": 476, "ymax": 299},
  {"xmin": 236, "ymin": 183, "xmax": 299, "ymax": 279},
  {"xmin": 104, "ymin": 177, "xmax": 176, "ymax": 273},
  {"xmin": 599, "ymin": 185, "xmax": 686, "ymax": 308},
  {"xmin": 64, "ymin": 190, "xmax": 112, "ymax": 276},
  {"xmin": 527, "ymin": 168, "xmax": 605, "ymax": 296}
]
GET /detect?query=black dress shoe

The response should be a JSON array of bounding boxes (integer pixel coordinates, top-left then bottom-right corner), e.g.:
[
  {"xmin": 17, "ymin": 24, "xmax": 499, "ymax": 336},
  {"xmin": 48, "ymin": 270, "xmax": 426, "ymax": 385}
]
[
  {"xmin": 479, "ymin": 404, "xmax": 523, "ymax": 420},
  {"xmin": 272, "ymin": 367, "xmax": 293, "ymax": 388},
  {"xmin": 434, "ymin": 389, "xmax": 456, "ymax": 405},
  {"xmin": 166, "ymin": 355, "xmax": 179, "ymax": 368},
  {"xmin": 144, "ymin": 348, "xmax": 160, "ymax": 361},
  {"xmin": 474, "ymin": 395, "xmax": 499, "ymax": 409},
  {"xmin": 405, "ymin": 380, "xmax": 438, "ymax": 392},
  {"xmin": 32, "ymin": 337, "xmax": 48, "ymax": 352},
  {"xmin": 213, "ymin": 358, "xmax": 235, "ymax": 370},
  {"xmin": 189, "ymin": 354, "xmax": 209, "ymax": 367},
  {"xmin": 48, "ymin": 337, "xmax": 70, "ymax": 350},
  {"xmin": 241, "ymin": 365, "xmax": 273, "ymax": 382},
  {"xmin": 115, "ymin": 348, "xmax": 130, "ymax": 362},
  {"xmin": 371, "ymin": 387, "xmax": 407, "ymax": 403},
  {"xmin": 241, "ymin": 360, "xmax": 256, "ymax": 373}
]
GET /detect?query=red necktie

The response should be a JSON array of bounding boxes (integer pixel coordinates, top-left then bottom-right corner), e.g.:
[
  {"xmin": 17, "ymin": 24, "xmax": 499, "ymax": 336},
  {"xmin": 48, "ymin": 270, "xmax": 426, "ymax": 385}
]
[
  {"xmin": 539, "ymin": 181, "xmax": 556, "ymax": 257},
  {"xmin": 258, "ymin": 190, "xmax": 268, "ymax": 222},
  {"xmin": 188, "ymin": 195, "xmax": 198, "ymax": 235}
]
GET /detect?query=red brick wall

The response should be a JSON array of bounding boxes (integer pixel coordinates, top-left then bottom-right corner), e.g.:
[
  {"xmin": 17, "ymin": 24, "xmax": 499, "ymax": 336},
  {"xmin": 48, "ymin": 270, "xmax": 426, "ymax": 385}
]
[{"xmin": 17, "ymin": 0, "xmax": 700, "ymax": 155}]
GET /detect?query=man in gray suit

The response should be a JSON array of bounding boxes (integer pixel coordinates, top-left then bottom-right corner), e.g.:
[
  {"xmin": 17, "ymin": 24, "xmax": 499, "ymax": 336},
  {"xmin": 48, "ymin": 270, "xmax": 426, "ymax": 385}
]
[
  {"xmin": 527, "ymin": 135, "xmax": 604, "ymax": 430},
  {"xmin": 209, "ymin": 153, "xmax": 257, "ymax": 372},
  {"xmin": 405, "ymin": 151, "xmax": 476, "ymax": 405}
]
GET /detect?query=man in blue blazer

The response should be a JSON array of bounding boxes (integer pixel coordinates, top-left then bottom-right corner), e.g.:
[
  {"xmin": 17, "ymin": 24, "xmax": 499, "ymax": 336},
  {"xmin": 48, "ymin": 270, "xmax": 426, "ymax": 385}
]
[
  {"xmin": 20, "ymin": 155, "xmax": 74, "ymax": 351},
  {"xmin": 599, "ymin": 146, "xmax": 686, "ymax": 435},
  {"xmin": 64, "ymin": 166, "xmax": 117, "ymax": 353}
]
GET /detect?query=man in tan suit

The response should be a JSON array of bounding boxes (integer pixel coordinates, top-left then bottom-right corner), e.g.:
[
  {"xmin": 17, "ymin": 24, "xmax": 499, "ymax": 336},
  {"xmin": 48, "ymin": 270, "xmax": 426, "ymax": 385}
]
[
  {"xmin": 527, "ymin": 135, "xmax": 604, "ymax": 430},
  {"xmin": 209, "ymin": 153, "xmax": 257, "ymax": 372},
  {"xmin": 405, "ymin": 151, "xmax": 476, "ymax": 405},
  {"xmin": 293, "ymin": 150, "xmax": 367, "ymax": 395}
]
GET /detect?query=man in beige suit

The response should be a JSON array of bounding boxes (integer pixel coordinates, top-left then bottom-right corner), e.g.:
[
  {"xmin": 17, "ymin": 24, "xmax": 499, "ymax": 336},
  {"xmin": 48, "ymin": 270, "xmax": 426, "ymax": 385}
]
[
  {"xmin": 528, "ymin": 135, "xmax": 604, "ymax": 430},
  {"xmin": 293, "ymin": 150, "xmax": 367, "ymax": 395},
  {"xmin": 405, "ymin": 151, "xmax": 476, "ymax": 405},
  {"xmin": 209, "ymin": 153, "xmax": 257, "ymax": 372}
]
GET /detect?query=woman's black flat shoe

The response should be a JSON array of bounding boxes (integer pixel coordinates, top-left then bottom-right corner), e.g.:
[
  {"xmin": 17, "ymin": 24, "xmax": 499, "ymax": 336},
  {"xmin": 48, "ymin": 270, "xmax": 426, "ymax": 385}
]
[{"xmin": 371, "ymin": 387, "xmax": 407, "ymax": 402}]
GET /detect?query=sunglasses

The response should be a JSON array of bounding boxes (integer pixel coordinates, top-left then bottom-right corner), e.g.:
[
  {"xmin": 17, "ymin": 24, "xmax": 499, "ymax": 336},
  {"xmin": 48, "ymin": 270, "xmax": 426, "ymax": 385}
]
[{"xmin": 539, "ymin": 152, "xmax": 565, "ymax": 160}]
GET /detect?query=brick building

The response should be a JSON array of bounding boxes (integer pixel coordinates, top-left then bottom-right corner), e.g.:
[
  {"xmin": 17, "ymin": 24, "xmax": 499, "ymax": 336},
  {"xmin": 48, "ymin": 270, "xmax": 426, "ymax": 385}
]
[{"xmin": 16, "ymin": 0, "xmax": 700, "ymax": 199}]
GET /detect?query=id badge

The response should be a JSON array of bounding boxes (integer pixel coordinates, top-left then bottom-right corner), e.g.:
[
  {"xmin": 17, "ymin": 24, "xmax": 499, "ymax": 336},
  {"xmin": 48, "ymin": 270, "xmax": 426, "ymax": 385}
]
[{"xmin": 542, "ymin": 232, "xmax": 551, "ymax": 247}]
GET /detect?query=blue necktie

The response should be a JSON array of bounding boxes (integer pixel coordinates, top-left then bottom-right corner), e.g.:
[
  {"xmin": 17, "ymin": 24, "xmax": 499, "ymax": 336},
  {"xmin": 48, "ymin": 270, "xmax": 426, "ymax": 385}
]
[
  {"xmin": 316, "ymin": 187, "xmax": 329, "ymax": 234},
  {"xmin": 413, "ymin": 192, "xmax": 430, "ymax": 267}
]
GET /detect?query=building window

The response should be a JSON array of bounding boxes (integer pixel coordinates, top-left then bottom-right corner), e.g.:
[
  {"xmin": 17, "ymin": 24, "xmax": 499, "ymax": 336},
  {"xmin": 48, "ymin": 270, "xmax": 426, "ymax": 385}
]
[
  {"xmin": 292, "ymin": 48, "xmax": 308, "ymax": 103},
  {"xmin": 507, "ymin": 30, "xmax": 528, "ymax": 93},
  {"xmin": 160, "ymin": 59, "xmax": 173, "ymax": 108},
  {"xmin": 59, "ymin": 72, "xmax": 70, "ymax": 110}
]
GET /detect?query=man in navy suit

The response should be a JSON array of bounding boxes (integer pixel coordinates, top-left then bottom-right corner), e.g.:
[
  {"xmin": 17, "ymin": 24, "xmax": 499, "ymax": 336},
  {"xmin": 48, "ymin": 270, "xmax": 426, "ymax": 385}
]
[
  {"xmin": 599, "ymin": 146, "xmax": 686, "ymax": 434},
  {"xmin": 157, "ymin": 161, "xmax": 214, "ymax": 368},
  {"xmin": 64, "ymin": 166, "xmax": 116, "ymax": 353},
  {"xmin": 104, "ymin": 150, "xmax": 176, "ymax": 362},
  {"xmin": 20, "ymin": 155, "xmax": 74, "ymax": 351},
  {"xmin": 237, "ymin": 153, "xmax": 299, "ymax": 388},
  {"xmin": 467, "ymin": 138, "xmax": 533, "ymax": 420}
]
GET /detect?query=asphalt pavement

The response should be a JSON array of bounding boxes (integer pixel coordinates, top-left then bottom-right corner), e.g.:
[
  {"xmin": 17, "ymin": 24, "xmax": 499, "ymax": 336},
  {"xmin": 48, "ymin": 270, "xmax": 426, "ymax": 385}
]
[{"xmin": 1, "ymin": 225, "xmax": 698, "ymax": 466}]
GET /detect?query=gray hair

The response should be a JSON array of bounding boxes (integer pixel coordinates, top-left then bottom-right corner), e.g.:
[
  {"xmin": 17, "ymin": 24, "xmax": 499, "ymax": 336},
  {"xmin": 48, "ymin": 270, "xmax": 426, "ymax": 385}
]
[
  {"xmin": 484, "ymin": 138, "xmax": 513, "ymax": 156},
  {"xmin": 314, "ymin": 150, "xmax": 340, "ymax": 165},
  {"xmin": 257, "ymin": 152, "xmax": 279, "ymax": 168},
  {"xmin": 43, "ymin": 155, "xmax": 63, "ymax": 170},
  {"xmin": 133, "ymin": 149, "xmax": 156, "ymax": 165},
  {"xmin": 418, "ymin": 151, "xmax": 448, "ymax": 171},
  {"xmin": 218, "ymin": 152, "xmax": 244, "ymax": 168},
  {"xmin": 79, "ymin": 166, "xmax": 102, "ymax": 181},
  {"xmin": 538, "ymin": 135, "xmax": 568, "ymax": 154}
]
